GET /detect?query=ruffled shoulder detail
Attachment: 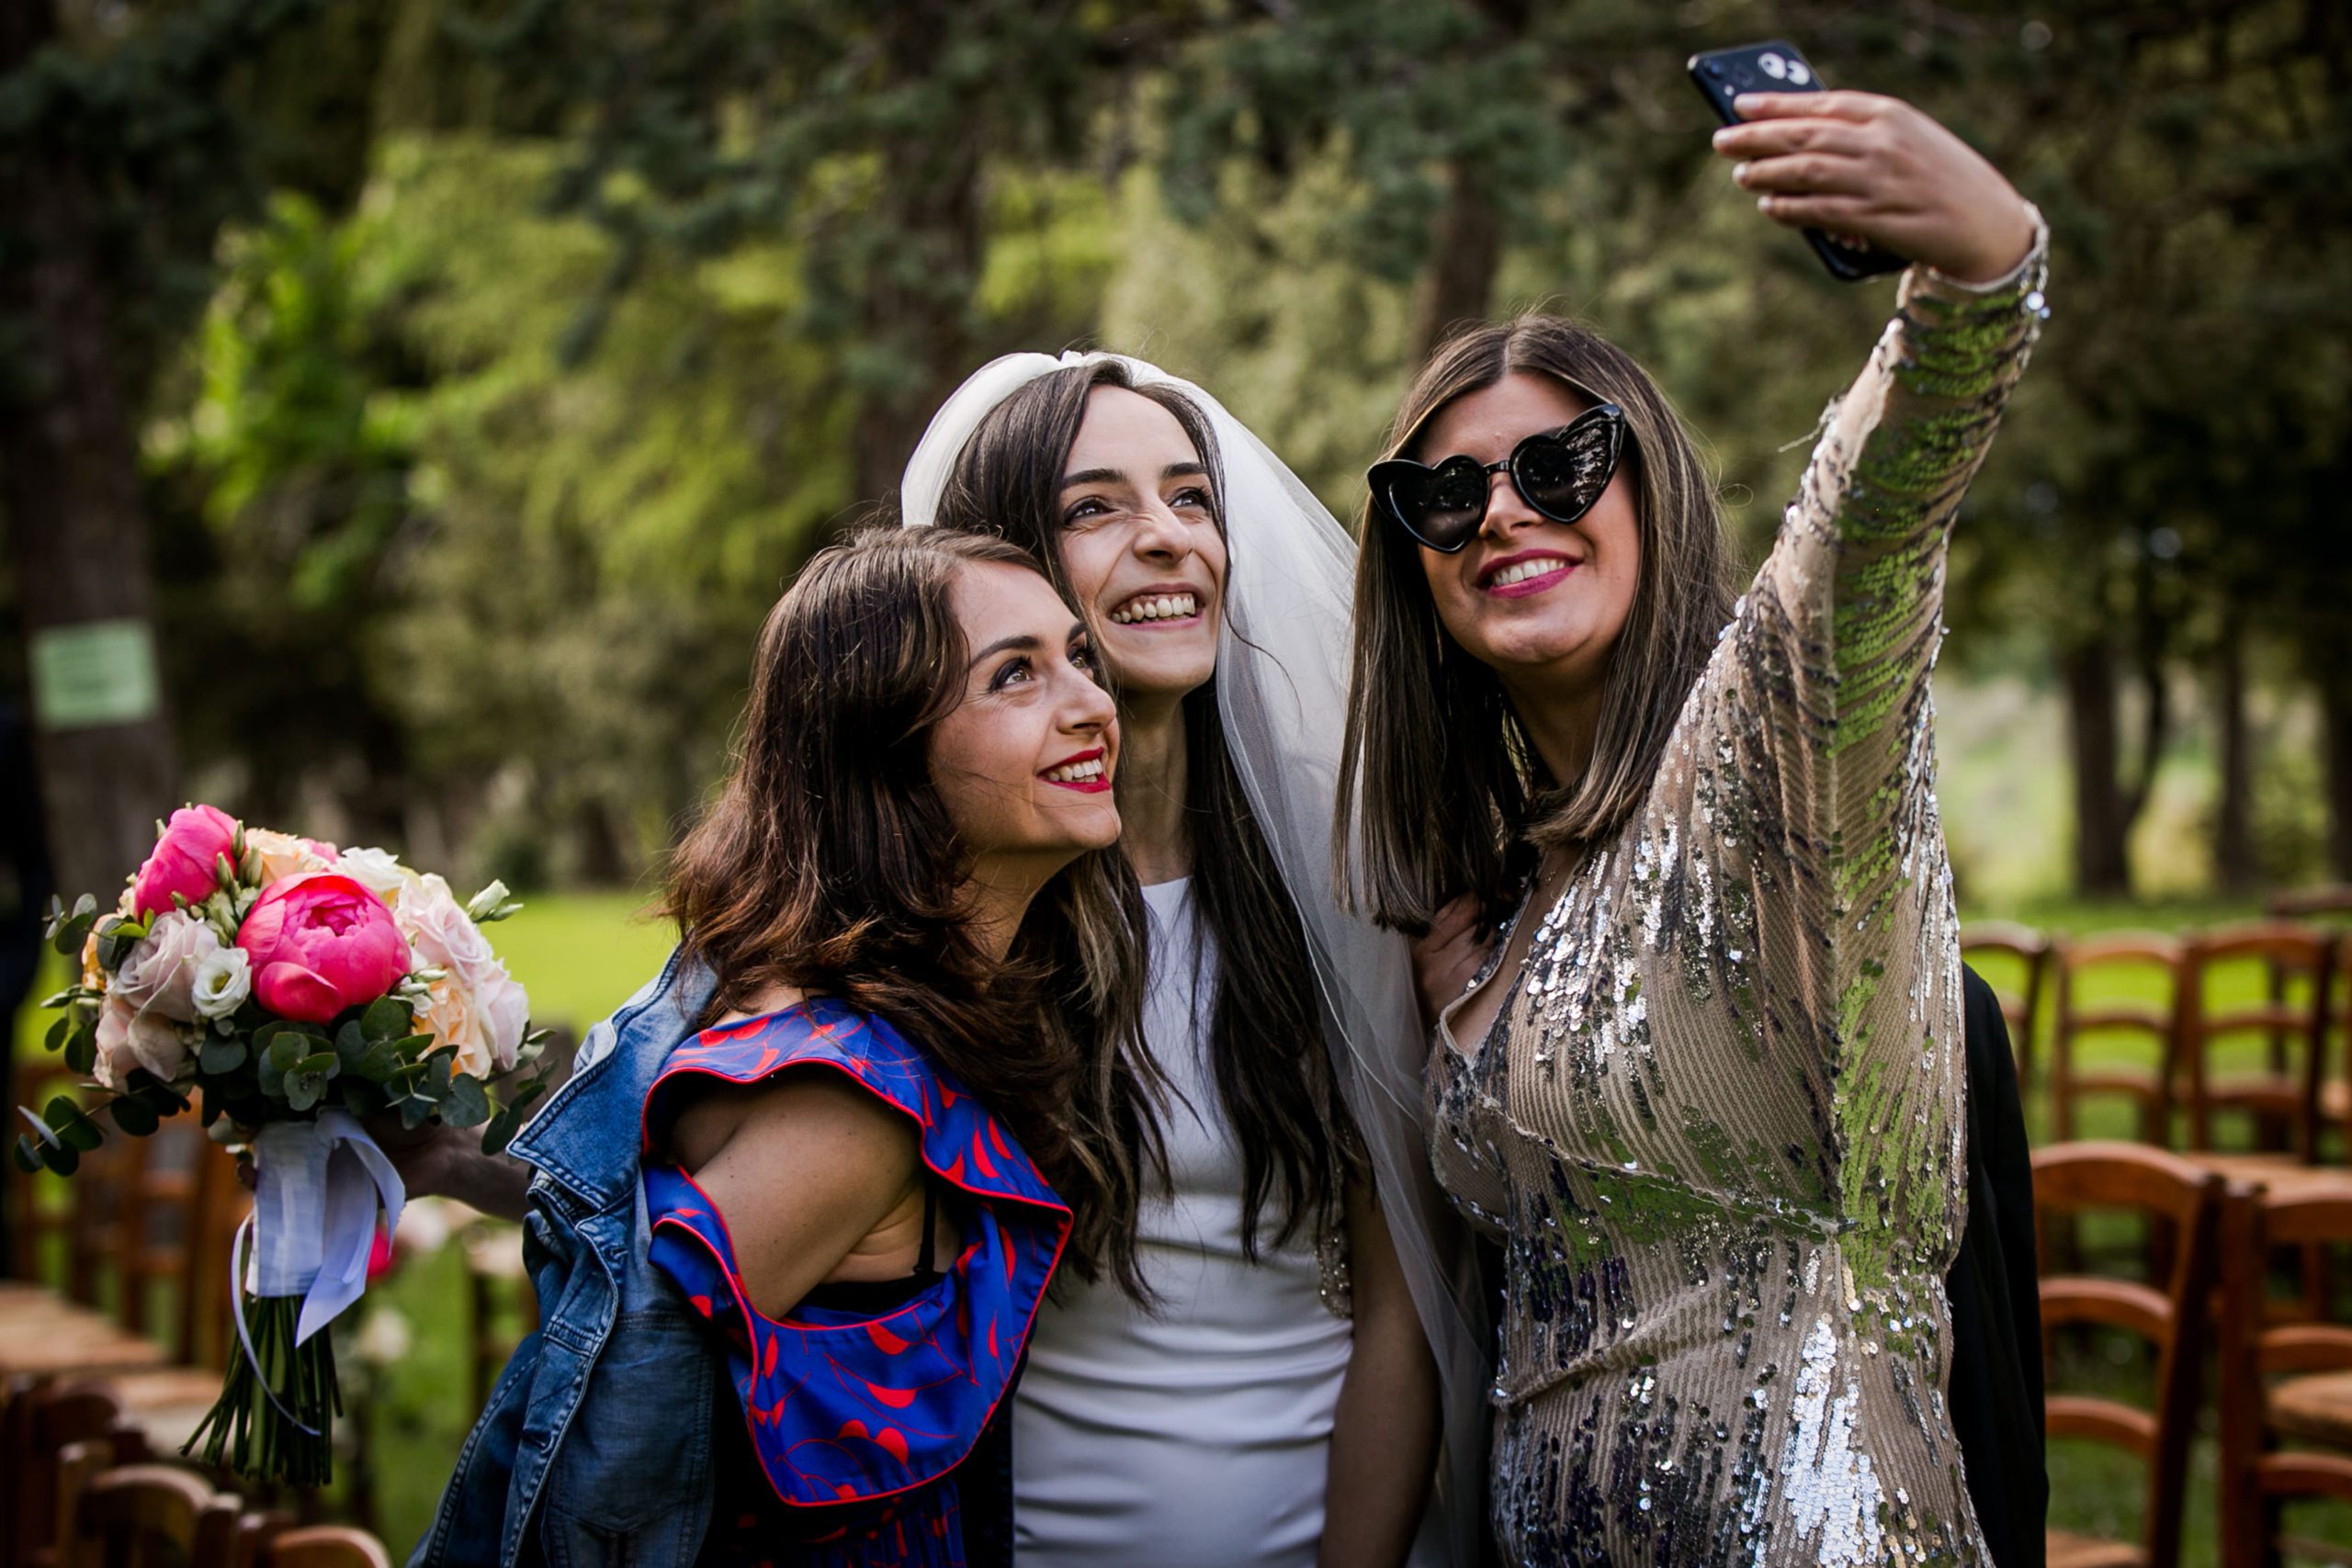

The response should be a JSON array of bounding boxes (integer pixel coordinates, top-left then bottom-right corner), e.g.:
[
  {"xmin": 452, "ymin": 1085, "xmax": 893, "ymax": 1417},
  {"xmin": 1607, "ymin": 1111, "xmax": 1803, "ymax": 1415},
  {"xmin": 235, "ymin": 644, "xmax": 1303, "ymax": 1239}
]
[
  {"xmin": 640, "ymin": 1000, "xmax": 1070, "ymax": 1514},
  {"xmin": 644, "ymin": 1000, "xmax": 1063, "ymax": 1213}
]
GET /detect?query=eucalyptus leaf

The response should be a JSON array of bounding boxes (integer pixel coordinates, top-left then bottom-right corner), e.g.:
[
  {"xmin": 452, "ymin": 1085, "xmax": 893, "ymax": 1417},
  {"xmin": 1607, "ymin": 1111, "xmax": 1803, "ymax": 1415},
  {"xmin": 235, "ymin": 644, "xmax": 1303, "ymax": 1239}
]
[
  {"xmin": 442, "ymin": 1074, "xmax": 491, "ymax": 1129},
  {"xmin": 39, "ymin": 1141, "xmax": 78, "ymax": 1177},
  {"xmin": 285, "ymin": 1070, "xmax": 330, "ymax": 1113},
  {"xmin": 110, "ymin": 1099, "xmax": 159, "ymax": 1138},
  {"xmin": 198, "ymin": 1037, "xmax": 249, "ymax": 1075},
  {"xmin": 356, "ymin": 1040, "xmax": 405, "ymax": 1083},
  {"xmin": 13, "ymin": 1135, "xmax": 41, "ymax": 1174},
  {"xmin": 362, "ymin": 998, "xmax": 413, "ymax": 1043},
  {"xmin": 268, "ymin": 1032, "xmax": 309, "ymax": 1075}
]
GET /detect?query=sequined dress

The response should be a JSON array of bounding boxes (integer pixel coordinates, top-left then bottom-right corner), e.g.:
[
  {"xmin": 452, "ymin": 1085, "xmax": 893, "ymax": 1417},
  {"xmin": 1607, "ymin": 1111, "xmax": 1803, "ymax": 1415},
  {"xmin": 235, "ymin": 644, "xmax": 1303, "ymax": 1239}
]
[{"xmin": 1428, "ymin": 231, "xmax": 2049, "ymax": 1567}]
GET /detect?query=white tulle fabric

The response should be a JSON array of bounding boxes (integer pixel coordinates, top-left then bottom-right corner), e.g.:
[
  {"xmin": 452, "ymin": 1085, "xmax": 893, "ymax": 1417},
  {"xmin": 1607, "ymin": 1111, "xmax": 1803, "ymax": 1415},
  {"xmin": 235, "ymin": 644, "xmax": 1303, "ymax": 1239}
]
[{"xmin": 901, "ymin": 351, "xmax": 1488, "ymax": 1566}]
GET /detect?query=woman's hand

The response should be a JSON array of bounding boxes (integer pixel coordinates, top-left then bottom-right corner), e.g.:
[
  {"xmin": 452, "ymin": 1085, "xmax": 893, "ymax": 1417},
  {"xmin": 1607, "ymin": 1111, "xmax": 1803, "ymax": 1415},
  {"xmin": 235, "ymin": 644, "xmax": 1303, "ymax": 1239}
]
[
  {"xmin": 1409, "ymin": 894, "xmax": 1487, "ymax": 1032},
  {"xmin": 1712, "ymin": 92, "xmax": 2035, "ymax": 284}
]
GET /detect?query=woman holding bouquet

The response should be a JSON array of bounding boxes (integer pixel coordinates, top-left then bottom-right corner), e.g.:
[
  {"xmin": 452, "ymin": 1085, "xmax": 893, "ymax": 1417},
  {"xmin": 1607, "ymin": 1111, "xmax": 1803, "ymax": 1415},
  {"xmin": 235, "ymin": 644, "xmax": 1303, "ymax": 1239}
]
[
  {"xmin": 417, "ymin": 526, "xmax": 1150, "ymax": 1568},
  {"xmin": 1340, "ymin": 91, "xmax": 2045, "ymax": 1562}
]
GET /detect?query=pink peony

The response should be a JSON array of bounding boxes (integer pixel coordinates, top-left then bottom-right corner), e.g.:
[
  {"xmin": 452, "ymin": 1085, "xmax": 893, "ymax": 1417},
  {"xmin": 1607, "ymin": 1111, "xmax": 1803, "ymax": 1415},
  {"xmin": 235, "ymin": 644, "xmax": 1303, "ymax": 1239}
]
[
  {"xmin": 234, "ymin": 873, "xmax": 411, "ymax": 1024},
  {"xmin": 130, "ymin": 805, "xmax": 239, "ymax": 920}
]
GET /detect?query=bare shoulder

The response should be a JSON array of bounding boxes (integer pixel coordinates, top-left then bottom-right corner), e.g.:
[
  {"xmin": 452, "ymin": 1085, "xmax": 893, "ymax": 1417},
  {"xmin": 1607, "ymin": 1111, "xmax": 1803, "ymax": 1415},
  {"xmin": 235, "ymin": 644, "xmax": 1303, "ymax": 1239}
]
[{"xmin": 666, "ymin": 1056, "xmax": 917, "ymax": 1179}]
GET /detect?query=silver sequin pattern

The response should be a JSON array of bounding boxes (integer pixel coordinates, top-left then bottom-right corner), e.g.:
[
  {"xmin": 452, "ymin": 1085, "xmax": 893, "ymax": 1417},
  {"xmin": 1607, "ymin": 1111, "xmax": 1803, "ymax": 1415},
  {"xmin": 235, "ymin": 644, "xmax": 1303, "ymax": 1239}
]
[{"xmin": 1429, "ymin": 230, "xmax": 2050, "ymax": 1567}]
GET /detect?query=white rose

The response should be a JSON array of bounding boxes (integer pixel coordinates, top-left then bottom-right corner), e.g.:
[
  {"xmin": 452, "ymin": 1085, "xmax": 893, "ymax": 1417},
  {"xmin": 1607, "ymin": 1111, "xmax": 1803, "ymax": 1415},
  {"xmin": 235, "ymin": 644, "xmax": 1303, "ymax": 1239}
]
[
  {"xmin": 335, "ymin": 846, "xmax": 410, "ymax": 904},
  {"xmin": 94, "ymin": 992, "xmax": 191, "ymax": 1086},
  {"xmin": 112, "ymin": 910, "xmax": 220, "ymax": 1023},
  {"xmin": 472, "ymin": 967, "xmax": 530, "ymax": 1076},
  {"xmin": 190, "ymin": 946, "xmax": 252, "ymax": 1020},
  {"xmin": 401, "ymin": 874, "xmax": 502, "ymax": 991},
  {"xmin": 244, "ymin": 829, "xmax": 336, "ymax": 886}
]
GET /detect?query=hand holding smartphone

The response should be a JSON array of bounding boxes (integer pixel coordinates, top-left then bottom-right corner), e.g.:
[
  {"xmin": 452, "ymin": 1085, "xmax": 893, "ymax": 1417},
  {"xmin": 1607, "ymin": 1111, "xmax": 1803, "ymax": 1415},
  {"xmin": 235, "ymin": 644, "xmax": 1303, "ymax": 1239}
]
[{"xmin": 1687, "ymin": 41, "xmax": 1907, "ymax": 282}]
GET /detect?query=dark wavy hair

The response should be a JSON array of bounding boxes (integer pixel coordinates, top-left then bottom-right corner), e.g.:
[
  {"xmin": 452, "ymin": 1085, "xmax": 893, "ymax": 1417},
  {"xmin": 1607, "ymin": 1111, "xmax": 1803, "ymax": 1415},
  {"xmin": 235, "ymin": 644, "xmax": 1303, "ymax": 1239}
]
[
  {"xmin": 1339, "ymin": 314, "xmax": 1741, "ymax": 931},
  {"xmin": 929, "ymin": 360, "xmax": 1361, "ymax": 1259},
  {"xmin": 662, "ymin": 525, "xmax": 1157, "ymax": 1293}
]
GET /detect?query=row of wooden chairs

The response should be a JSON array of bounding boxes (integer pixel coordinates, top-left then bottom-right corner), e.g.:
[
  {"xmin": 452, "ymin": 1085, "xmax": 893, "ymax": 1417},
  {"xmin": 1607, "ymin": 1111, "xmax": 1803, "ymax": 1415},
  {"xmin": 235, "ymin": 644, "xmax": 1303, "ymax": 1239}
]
[
  {"xmin": 2036, "ymin": 1140, "xmax": 2352, "ymax": 1568},
  {"xmin": 2, "ymin": 1376, "xmax": 390, "ymax": 1568},
  {"xmin": 1, "ymin": 1096, "xmax": 249, "ymax": 1458},
  {"xmin": 1963, "ymin": 915, "xmax": 2352, "ymax": 1156}
]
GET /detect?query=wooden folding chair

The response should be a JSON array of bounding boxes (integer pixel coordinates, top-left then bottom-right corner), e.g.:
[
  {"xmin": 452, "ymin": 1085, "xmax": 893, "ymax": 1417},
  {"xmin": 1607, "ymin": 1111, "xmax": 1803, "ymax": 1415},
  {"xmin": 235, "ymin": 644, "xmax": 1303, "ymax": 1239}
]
[
  {"xmin": 2051, "ymin": 933, "xmax": 2183, "ymax": 1145},
  {"xmin": 72, "ymin": 1461, "xmax": 223, "ymax": 1568},
  {"xmin": 1962, "ymin": 919, "xmax": 2052, "ymax": 1092},
  {"xmin": 2218, "ymin": 1182, "xmax": 2352, "ymax": 1568},
  {"xmin": 2032, "ymin": 1141, "xmax": 2222, "ymax": 1568},
  {"xmin": 0, "ymin": 1378, "xmax": 146, "ymax": 1568},
  {"xmin": 1, "ymin": 1099, "xmax": 252, "ymax": 1462},
  {"xmin": 253, "ymin": 1529, "xmax": 394, "ymax": 1568},
  {"xmin": 2175, "ymin": 923, "xmax": 2338, "ymax": 1159},
  {"xmin": 2271, "ymin": 886, "xmax": 2352, "ymax": 921}
]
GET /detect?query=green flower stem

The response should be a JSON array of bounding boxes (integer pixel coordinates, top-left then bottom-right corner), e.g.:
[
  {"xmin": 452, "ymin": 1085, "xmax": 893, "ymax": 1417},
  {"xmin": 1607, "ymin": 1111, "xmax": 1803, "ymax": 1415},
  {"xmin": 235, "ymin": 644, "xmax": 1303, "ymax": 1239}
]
[{"xmin": 186, "ymin": 1292, "xmax": 339, "ymax": 1486}]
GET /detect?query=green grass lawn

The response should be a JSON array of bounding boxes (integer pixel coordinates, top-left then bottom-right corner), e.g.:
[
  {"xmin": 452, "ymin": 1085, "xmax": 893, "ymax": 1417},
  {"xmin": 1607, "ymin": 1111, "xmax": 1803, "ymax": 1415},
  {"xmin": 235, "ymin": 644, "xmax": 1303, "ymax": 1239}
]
[{"xmin": 10, "ymin": 887, "xmax": 2341, "ymax": 1559}]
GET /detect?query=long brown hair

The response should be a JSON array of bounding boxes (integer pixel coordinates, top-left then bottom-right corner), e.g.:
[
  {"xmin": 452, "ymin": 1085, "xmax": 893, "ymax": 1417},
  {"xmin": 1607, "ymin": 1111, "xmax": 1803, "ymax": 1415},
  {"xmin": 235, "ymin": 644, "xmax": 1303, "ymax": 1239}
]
[
  {"xmin": 662, "ymin": 525, "xmax": 1158, "ymax": 1293},
  {"xmin": 1338, "ymin": 314, "xmax": 1741, "ymax": 931},
  {"xmin": 930, "ymin": 359, "xmax": 1361, "ymax": 1259}
]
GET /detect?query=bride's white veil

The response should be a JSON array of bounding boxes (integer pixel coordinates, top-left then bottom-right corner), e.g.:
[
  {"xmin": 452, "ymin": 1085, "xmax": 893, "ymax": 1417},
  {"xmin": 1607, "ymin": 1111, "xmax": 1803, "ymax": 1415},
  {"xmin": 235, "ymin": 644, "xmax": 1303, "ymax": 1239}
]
[{"xmin": 901, "ymin": 350, "xmax": 1489, "ymax": 1567}]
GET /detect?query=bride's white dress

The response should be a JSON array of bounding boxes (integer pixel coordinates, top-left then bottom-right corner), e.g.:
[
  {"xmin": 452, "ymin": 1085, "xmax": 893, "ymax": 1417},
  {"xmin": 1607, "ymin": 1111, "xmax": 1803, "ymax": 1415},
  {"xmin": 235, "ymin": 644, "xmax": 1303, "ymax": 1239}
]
[{"xmin": 1012, "ymin": 877, "xmax": 1352, "ymax": 1566}]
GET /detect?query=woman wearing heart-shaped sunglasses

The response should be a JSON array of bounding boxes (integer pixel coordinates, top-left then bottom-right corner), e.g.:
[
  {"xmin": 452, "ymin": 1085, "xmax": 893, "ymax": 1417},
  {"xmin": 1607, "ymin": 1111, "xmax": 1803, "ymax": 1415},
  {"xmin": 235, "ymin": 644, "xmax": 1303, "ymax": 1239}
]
[{"xmin": 1338, "ymin": 89, "xmax": 2047, "ymax": 1565}]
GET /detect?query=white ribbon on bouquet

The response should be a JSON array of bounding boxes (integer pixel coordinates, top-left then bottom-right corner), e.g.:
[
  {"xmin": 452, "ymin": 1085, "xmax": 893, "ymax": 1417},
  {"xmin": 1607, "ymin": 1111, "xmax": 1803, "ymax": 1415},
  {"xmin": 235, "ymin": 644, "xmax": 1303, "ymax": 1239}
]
[{"xmin": 228, "ymin": 1111, "xmax": 405, "ymax": 1428}]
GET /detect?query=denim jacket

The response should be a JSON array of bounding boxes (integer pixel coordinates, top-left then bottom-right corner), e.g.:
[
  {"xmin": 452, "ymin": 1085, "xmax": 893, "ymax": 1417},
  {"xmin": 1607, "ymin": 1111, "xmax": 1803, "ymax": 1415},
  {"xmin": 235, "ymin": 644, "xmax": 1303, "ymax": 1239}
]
[{"xmin": 410, "ymin": 948, "xmax": 1015, "ymax": 1568}]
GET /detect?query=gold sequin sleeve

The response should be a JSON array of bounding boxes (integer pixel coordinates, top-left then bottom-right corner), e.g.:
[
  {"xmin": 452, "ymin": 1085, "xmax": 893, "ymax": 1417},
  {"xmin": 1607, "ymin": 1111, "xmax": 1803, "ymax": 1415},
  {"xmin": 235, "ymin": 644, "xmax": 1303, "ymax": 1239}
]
[{"xmin": 1721, "ymin": 212, "xmax": 2049, "ymax": 1288}]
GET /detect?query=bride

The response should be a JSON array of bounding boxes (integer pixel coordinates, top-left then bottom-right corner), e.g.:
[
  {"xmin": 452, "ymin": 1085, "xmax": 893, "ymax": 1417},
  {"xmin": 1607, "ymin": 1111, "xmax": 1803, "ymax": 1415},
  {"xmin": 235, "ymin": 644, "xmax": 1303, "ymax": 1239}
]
[{"xmin": 899, "ymin": 354, "xmax": 1488, "ymax": 1566}]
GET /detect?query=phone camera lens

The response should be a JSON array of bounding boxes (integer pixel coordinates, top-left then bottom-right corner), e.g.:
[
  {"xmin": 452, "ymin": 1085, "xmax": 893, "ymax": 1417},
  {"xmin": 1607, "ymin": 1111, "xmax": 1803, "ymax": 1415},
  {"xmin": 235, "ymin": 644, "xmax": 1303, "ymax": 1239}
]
[{"xmin": 1703, "ymin": 61, "xmax": 1724, "ymax": 77}]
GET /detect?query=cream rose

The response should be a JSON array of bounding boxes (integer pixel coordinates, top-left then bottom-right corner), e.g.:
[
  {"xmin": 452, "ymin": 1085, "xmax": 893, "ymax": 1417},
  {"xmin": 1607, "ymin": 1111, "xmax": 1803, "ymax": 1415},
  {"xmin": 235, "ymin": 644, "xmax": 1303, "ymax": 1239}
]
[
  {"xmin": 113, "ymin": 910, "xmax": 221, "ymax": 1023},
  {"xmin": 418, "ymin": 964, "xmax": 530, "ymax": 1080},
  {"xmin": 246, "ymin": 828, "xmax": 337, "ymax": 886},
  {"xmin": 418, "ymin": 976, "xmax": 492, "ymax": 1080},
  {"xmin": 93, "ymin": 993, "xmax": 190, "ymax": 1087}
]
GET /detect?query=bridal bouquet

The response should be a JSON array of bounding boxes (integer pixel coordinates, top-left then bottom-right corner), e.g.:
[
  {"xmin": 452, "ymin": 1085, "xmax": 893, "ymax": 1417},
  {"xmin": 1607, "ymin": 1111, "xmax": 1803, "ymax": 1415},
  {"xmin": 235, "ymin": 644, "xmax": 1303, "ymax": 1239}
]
[{"xmin": 13, "ymin": 806, "xmax": 558, "ymax": 1485}]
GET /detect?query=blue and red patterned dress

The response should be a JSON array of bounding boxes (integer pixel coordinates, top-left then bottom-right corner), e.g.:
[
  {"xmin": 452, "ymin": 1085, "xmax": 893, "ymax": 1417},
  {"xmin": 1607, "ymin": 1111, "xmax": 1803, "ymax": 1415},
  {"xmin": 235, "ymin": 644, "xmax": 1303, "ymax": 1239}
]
[{"xmin": 639, "ymin": 999, "xmax": 1071, "ymax": 1568}]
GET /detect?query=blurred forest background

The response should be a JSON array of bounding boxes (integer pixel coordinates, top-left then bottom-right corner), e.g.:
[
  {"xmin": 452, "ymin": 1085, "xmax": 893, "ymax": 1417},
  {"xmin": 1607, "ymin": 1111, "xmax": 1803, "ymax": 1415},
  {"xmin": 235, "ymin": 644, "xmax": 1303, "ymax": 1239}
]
[
  {"xmin": 3, "ymin": 0, "xmax": 2348, "ymax": 924},
  {"xmin": 6, "ymin": 3, "xmax": 2349, "ymax": 1554}
]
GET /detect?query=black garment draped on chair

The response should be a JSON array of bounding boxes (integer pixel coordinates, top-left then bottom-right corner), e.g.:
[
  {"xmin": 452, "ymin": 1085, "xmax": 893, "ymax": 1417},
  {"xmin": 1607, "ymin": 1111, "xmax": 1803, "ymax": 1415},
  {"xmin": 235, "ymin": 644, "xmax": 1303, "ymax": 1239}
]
[{"xmin": 1946, "ymin": 964, "xmax": 2050, "ymax": 1568}]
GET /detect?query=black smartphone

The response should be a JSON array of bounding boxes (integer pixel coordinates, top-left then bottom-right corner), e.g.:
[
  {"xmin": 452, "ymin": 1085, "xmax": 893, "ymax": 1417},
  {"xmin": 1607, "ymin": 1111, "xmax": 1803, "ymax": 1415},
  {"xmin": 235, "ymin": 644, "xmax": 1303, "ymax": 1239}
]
[{"xmin": 1686, "ymin": 40, "xmax": 1906, "ymax": 282}]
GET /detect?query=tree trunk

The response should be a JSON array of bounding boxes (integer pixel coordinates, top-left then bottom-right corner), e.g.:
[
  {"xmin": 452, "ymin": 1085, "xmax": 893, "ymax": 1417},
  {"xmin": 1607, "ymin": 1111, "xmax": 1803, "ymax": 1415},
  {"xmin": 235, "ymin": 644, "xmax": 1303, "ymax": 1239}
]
[
  {"xmin": 2212, "ymin": 615, "xmax": 2258, "ymax": 892},
  {"xmin": 2063, "ymin": 636, "xmax": 2133, "ymax": 897},
  {"xmin": 0, "ymin": 0, "xmax": 181, "ymax": 901},
  {"xmin": 851, "ymin": 4, "xmax": 985, "ymax": 518},
  {"xmin": 1410, "ymin": 160, "xmax": 1507, "ymax": 359}
]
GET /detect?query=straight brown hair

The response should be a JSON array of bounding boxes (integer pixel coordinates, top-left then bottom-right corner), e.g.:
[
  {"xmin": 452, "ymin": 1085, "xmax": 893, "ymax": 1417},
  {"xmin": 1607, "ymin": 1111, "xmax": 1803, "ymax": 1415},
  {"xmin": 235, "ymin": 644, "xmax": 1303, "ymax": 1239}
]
[
  {"xmin": 930, "ymin": 359, "xmax": 1362, "ymax": 1259},
  {"xmin": 662, "ymin": 525, "xmax": 1158, "ymax": 1294},
  {"xmin": 1338, "ymin": 314, "xmax": 1741, "ymax": 931}
]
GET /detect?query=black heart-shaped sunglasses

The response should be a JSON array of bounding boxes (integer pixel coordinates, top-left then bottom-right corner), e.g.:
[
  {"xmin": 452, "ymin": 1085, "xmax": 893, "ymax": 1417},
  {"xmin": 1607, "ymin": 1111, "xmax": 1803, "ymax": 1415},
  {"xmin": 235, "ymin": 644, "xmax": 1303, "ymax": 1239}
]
[{"xmin": 1367, "ymin": 403, "xmax": 1630, "ymax": 554}]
